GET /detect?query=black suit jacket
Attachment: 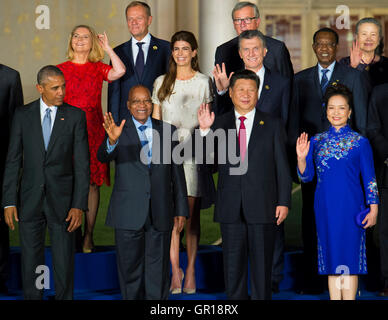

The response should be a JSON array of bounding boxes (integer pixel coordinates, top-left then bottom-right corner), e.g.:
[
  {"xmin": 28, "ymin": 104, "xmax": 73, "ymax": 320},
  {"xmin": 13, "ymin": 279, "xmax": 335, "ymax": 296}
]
[
  {"xmin": 214, "ymin": 36, "xmax": 293, "ymax": 115},
  {"xmin": 2, "ymin": 100, "xmax": 90, "ymax": 222},
  {"xmin": 108, "ymin": 35, "xmax": 170, "ymax": 123},
  {"xmin": 288, "ymin": 61, "xmax": 369, "ymax": 143},
  {"xmin": 367, "ymin": 83, "xmax": 388, "ymax": 187},
  {"xmin": 201, "ymin": 110, "xmax": 292, "ymax": 224},
  {"xmin": 215, "ymin": 68, "xmax": 291, "ymax": 123},
  {"xmin": 0, "ymin": 65, "xmax": 23, "ymax": 191},
  {"xmin": 97, "ymin": 117, "xmax": 189, "ymax": 231}
]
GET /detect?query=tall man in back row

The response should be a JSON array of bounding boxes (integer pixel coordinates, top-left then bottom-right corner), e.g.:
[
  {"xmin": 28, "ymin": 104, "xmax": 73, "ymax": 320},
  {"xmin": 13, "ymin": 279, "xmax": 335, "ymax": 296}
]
[
  {"xmin": 2, "ymin": 66, "xmax": 89, "ymax": 299},
  {"xmin": 108, "ymin": 1, "xmax": 170, "ymax": 123},
  {"xmin": 214, "ymin": 1, "xmax": 293, "ymax": 115}
]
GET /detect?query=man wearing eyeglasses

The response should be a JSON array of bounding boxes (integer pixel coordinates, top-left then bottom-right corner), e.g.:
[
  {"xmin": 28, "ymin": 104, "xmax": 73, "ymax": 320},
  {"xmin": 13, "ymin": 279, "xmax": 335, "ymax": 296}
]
[
  {"xmin": 98, "ymin": 85, "xmax": 189, "ymax": 300},
  {"xmin": 288, "ymin": 27, "xmax": 368, "ymax": 294},
  {"xmin": 214, "ymin": 1, "xmax": 293, "ymax": 115}
]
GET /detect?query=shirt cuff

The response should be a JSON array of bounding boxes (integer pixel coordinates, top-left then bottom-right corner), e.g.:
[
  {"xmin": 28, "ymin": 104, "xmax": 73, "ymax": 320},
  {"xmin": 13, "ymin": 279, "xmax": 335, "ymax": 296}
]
[
  {"xmin": 200, "ymin": 128, "xmax": 211, "ymax": 137},
  {"xmin": 107, "ymin": 138, "xmax": 119, "ymax": 153},
  {"xmin": 217, "ymin": 89, "xmax": 227, "ymax": 96}
]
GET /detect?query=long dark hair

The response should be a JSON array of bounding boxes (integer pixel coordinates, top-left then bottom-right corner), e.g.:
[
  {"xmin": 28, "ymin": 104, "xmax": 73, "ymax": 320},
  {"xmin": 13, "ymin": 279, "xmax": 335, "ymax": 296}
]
[{"xmin": 157, "ymin": 31, "xmax": 200, "ymax": 103}]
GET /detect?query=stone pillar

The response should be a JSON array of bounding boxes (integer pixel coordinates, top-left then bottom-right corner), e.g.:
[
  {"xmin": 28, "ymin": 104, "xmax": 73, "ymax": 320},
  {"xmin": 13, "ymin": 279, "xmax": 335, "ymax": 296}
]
[{"xmin": 198, "ymin": 0, "xmax": 237, "ymax": 77}]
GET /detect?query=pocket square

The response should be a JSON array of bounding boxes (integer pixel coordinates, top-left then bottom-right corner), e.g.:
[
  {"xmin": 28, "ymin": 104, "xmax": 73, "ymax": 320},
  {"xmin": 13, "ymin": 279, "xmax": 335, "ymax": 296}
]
[{"xmin": 355, "ymin": 208, "xmax": 370, "ymax": 228}]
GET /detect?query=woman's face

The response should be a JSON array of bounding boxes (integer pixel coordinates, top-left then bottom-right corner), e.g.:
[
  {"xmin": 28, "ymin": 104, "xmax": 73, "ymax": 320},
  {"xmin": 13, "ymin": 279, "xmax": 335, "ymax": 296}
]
[
  {"xmin": 172, "ymin": 40, "xmax": 197, "ymax": 67},
  {"xmin": 71, "ymin": 27, "xmax": 92, "ymax": 54},
  {"xmin": 326, "ymin": 94, "xmax": 352, "ymax": 129},
  {"xmin": 356, "ymin": 22, "xmax": 380, "ymax": 54}
]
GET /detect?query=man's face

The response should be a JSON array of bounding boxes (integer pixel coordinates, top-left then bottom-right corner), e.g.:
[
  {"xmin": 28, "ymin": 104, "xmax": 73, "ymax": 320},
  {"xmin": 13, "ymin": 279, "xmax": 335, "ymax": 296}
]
[
  {"xmin": 233, "ymin": 6, "xmax": 260, "ymax": 35},
  {"xmin": 229, "ymin": 79, "xmax": 258, "ymax": 115},
  {"xmin": 127, "ymin": 86, "xmax": 153, "ymax": 124},
  {"xmin": 126, "ymin": 5, "xmax": 152, "ymax": 40},
  {"xmin": 36, "ymin": 75, "xmax": 66, "ymax": 106},
  {"xmin": 239, "ymin": 37, "xmax": 267, "ymax": 71},
  {"xmin": 312, "ymin": 31, "xmax": 337, "ymax": 68}
]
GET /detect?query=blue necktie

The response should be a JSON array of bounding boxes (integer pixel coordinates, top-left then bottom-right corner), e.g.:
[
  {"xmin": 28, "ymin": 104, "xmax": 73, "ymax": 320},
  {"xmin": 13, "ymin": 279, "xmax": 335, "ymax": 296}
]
[
  {"xmin": 321, "ymin": 69, "xmax": 329, "ymax": 94},
  {"xmin": 135, "ymin": 42, "xmax": 145, "ymax": 79},
  {"xmin": 138, "ymin": 125, "xmax": 151, "ymax": 167},
  {"xmin": 42, "ymin": 108, "xmax": 52, "ymax": 150}
]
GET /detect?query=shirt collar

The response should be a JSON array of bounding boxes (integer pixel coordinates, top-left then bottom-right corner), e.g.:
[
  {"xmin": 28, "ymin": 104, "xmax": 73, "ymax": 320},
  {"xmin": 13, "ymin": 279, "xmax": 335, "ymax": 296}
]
[
  {"xmin": 40, "ymin": 98, "xmax": 57, "ymax": 111},
  {"xmin": 235, "ymin": 107, "xmax": 256, "ymax": 121},
  {"xmin": 318, "ymin": 60, "xmax": 336, "ymax": 74},
  {"xmin": 132, "ymin": 33, "xmax": 151, "ymax": 46},
  {"xmin": 132, "ymin": 115, "xmax": 152, "ymax": 130}
]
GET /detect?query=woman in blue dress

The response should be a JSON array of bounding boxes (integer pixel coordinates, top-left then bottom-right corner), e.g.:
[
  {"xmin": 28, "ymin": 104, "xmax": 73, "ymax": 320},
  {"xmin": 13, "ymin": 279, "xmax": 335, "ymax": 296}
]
[{"xmin": 296, "ymin": 84, "xmax": 379, "ymax": 300}]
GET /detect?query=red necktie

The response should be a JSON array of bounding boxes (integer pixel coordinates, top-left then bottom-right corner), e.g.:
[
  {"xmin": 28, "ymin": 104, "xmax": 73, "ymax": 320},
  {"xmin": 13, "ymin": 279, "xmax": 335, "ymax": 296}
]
[{"xmin": 238, "ymin": 116, "xmax": 247, "ymax": 162}]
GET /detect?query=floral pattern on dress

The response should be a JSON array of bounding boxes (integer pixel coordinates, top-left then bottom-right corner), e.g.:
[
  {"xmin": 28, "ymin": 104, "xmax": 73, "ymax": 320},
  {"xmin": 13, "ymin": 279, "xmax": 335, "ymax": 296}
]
[
  {"xmin": 366, "ymin": 178, "xmax": 379, "ymax": 204},
  {"xmin": 313, "ymin": 126, "xmax": 362, "ymax": 183},
  {"xmin": 57, "ymin": 61, "xmax": 112, "ymax": 186}
]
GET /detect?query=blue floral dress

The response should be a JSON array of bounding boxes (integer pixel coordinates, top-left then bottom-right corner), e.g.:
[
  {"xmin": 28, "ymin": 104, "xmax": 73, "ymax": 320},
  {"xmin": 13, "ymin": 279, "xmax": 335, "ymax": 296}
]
[{"xmin": 298, "ymin": 125, "xmax": 379, "ymax": 275}]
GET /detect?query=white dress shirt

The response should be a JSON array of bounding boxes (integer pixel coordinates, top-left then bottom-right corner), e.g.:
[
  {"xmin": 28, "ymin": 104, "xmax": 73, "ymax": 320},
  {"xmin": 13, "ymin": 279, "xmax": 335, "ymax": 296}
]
[{"xmin": 131, "ymin": 33, "xmax": 151, "ymax": 65}]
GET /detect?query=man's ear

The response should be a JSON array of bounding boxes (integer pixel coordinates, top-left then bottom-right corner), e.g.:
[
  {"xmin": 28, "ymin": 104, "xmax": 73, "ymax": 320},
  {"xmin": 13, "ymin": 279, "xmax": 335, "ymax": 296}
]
[
  {"xmin": 127, "ymin": 101, "xmax": 130, "ymax": 110},
  {"xmin": 36, "ymin": 84, "xmax": 43, "ymax": 95}
]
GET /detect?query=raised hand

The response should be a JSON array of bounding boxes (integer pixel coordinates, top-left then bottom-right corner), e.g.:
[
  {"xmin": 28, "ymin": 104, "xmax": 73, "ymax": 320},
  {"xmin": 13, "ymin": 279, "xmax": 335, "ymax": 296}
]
[
  {"xmin": 296, "ymin": 132, "xmax": 310, "ymax": 160},
  {"xmin": 350, "ymin": 40, "xmax": 363, "ymax": 68},
  {"xmin": 102, "ymin": 112, "xmax": 126, "ymax": 145},
  {"xmin": 212, "ymin": 63, "xmax": 234, "ymax": 92},
  {"xmin": 97, "ymin": 31, "xmax": 111, "ymax": 52},
  {"xmin": 197, "ymin": 103, "xmax": 215, "ymax": 130}
]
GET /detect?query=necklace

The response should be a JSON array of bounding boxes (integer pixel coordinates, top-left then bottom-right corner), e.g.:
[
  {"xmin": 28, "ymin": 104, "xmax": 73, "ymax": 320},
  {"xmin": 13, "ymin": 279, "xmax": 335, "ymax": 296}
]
[{"xmin": 360, "ymin": 53, "xmax": 375, "ymax": 71}]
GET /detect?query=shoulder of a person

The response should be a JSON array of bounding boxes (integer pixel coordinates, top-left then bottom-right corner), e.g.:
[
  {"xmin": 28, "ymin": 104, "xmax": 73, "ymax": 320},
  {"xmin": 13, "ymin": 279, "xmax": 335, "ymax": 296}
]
[
  {"xmin": 154, "ymin": 74, "xmax": 166, "ymax": 85},
  {"xmin": 264, "ymin": 35, "xmax": 285, "ymax": 48},
  {"xmin": 0, "ymin": 64, "xmax": 20, "ymax": 78},
  {"xmin": 62, "ymin": 103, "xmax": 85, "ymax": 116},
  {"xmin": 217, "ymin": 37, "xmax": 238, "ymax": 51},
  {"xmin": 150, "ymin": 35, "xmax": 170, "ymax": 48},
  {"xmin": 196, "ymin": 72, "xmax": 211, "ymax": 81},
  {"xmin": 294, "ymin": 66, "xmax": 315, "ymax": 80}
]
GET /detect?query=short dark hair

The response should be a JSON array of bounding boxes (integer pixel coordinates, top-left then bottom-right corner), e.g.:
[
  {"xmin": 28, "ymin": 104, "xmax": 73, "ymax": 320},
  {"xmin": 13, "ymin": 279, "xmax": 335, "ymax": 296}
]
[
  {"xmin": 232, "ymin": 2, "xmax": 260, "ymax": 19},
  {"xmin": 125, "ymin": 1, "xmax": 151, "ymax": 18},
  {"xmin": 313, "ymin": 27, "xmax": 339, "ymax": 45},
  {"xmin": 229, "ymin": 69, "xmax": 260, "ymax": 89},
  {"xmin": 238, "ymin": 29, "xmax": 267, "ymax": 49},
  {"xmin": 37, "ymin": 65, "xmax": 64, "ymax": 85},
  {"xmin": 324, "ymin": 83, "xmax": 353, "ymax": 111},
  {"xmin": 128, "ymin": 84, "xmax": 151, "ymax": 101}
]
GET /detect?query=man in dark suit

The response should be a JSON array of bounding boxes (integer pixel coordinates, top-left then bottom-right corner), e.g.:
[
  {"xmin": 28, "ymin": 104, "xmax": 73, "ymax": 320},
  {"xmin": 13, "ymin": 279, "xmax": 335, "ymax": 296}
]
[
  {"xmin": 367, "ymin": 83, "xmax": 388, "ymax": 297},
  {"xmin": 2, "ymin": 65, "xmax": 89, "ymax": 300},
  {"xmin": 0, "ymin": 64, "xmax": 23, "ymax": 294},
  {"xmin": 288, "ymin": 27, "xmax": 369, "ymax": 294},
  {"xmin": 214, "ymin": 29, "xmax": 290, "ymax": 292},
  {"xmin": 97, "ymin": 85, "xmax": 189, "ymax": 300},
  {"xmin": 108, "ymin": 1, "xmax": 170, "ymax": 123},
  {"xmin": 214, "ymin": 1, "xmax": 293, "ymax": 115},
  {"xmin": 197, "ymin": 70, "xmax": 292, "ymax": 299}
]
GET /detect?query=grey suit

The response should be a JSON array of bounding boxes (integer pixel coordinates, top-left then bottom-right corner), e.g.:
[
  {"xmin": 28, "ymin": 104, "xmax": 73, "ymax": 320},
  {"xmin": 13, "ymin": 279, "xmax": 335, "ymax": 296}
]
[{"xmin": 97, "ymin": 116, "xmax": 188, "ymax": 300}]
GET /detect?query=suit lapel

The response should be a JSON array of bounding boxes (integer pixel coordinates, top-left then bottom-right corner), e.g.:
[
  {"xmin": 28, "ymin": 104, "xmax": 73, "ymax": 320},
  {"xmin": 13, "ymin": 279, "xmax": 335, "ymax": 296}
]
[
  {"xmin": 142, "ymin": 36, "xmax": 158, "ymax": 82},
  {"xmin": 32, "ymin": 100, "xmax": 46, "ymax": 155},
  {"xmin": 257, "ymin": 69, "xmax": 271, "ymax": 108},
  {"xmin": 247, "ymin": 110, "xmax": 264, "ymax": 157},
  {"xmin": 124, "ymin": 39, "xmax": 140, "ymax": 83},
  {"xmin": 46, "ymin": 105, "xmax": 66, "ymax": 154},
  {"xmin": 313, "ymin": 65, "xmax": 323, "ymax": 99}
]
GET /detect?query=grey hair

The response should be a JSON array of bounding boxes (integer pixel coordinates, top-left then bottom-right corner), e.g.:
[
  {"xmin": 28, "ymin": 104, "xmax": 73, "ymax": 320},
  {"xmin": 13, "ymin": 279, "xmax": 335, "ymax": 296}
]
[
  {"xmin": 355, "ymin": 17, "xmax": 384, "ymax": 55},
  {"xmin": 231, "ymin": 1, "xmax": 260, "ymax": 19},
  {"xmin": 238, "ymin": 29, "xmax": 267, "ymax": 49},
  {"xmin": 37, "ymin": 65, "xmax": 64, "ymax": 85}
]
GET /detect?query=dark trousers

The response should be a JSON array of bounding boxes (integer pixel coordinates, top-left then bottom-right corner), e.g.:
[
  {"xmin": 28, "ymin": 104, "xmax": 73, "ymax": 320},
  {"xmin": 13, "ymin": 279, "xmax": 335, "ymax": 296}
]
[
  {"xmin": 300, "ymin": 180, "xmax": 324, "ymax": 290},
  {"xmin": 19, "ymin": 201, "xmax": 75, "ymax": 300},
  {"xmin": 220, "ymin": 220, "xmax": 276, "ymax": 300},
  {"xmin": 272, "ymin": 224, "xmax": 285, "ymax": 285},
  {"xmin": 379, "ymin": 188, "xmax": 388, "ymax": 288},
  {"xmin": 0, "ymin": 212, "xmax": 10, "ymax": 285},
  {"xmin": 114, "ymin": 216, "xmax": 171, "ymax": 300}
]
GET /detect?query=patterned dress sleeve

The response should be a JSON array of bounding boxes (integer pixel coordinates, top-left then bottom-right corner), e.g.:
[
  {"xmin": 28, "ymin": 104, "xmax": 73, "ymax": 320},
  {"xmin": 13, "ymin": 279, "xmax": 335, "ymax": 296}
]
[
  {"xmin": 97, "ymin": 61, "xmax": 113, "ymax": 82},
  {"xmin": 360, "ymin": 137, "xmax": 379, "ymax": 205},
  {"xmin": 151, "ymin": 76, "xmax": 163, "ymax": 105},
  {"xmin": 204, "ymin": 76, "xmax": 214, "ymax": 104},
  {"xmin": 297, "ymin": 136, "xmax": 315, "ymax": 183}
]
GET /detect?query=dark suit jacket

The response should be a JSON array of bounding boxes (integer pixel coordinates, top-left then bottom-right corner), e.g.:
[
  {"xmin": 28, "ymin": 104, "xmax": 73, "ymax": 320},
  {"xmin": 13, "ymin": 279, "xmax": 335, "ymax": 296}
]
[
  {"xmin": 97, "ymin": 117, "xmax": 189, "ymax": 231},
  {"xmin": 215, "ymin": 68, "xmax": 291, "ymax": 123},
  {"xmin": 201, "ymin": 110, "xmax": 292, "ymax": 224},
  {"xmin": 108, "ymin": 35, "xmax": 170, "ymax": 123},
  {"xmin": 214, "ymin": 35, "xmax": 293, "ymax": 115},
  {"xmin": 367, "ymin": 83, "xmax": 388, "ymax": 188},
  {"xmin": 2, "ymin": 100, "xmax": 90, "ymax": 222},
  {"xmin": 288, "ymin": 61, "xmax": 369, "ymax": 143},
  {"xmin": 0, "ymin": 65, "xmax": 23, "ymax": 186}
]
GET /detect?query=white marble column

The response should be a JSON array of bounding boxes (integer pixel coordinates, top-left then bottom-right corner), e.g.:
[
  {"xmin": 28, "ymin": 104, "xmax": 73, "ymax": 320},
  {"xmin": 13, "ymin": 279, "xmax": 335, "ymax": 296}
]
[{"xmin": 198, "ymin": 0, "xmax": 238, "ymax": 77}]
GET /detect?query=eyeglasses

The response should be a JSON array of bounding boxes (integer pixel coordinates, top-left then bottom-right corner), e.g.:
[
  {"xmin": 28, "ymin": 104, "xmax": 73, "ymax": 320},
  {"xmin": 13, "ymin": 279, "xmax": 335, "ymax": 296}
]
[
  {"xmin": 131, "ymin": 99, "xmax": 152, "ymax": 106},
  {"xmin": 233, "ymin": 17, "xmax": 258, "ymax": 25},
  {"xmin": 313, "ymin": 42, "xmax": 337, "ymax": 49}
]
